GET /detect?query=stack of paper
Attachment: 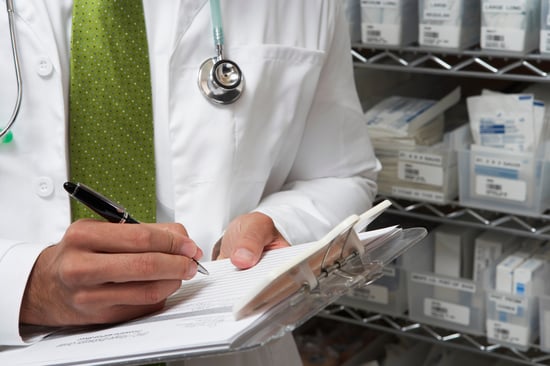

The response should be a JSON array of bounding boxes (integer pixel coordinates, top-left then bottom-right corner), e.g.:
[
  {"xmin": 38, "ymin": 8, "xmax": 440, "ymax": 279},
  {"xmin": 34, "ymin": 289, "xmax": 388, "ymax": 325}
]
[{"xmin": 365, "ymin": 87, "xmax": 461, "ymax": 150}]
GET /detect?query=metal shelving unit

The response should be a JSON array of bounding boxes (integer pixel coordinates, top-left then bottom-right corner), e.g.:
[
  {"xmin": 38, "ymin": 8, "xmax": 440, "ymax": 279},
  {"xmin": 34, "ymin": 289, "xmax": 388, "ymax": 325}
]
[
  {"xmin": 352, "ymin": 44, "xmax": 550, "ymax": 83},
  {"xmin": 319, "ymin": 304, "xmax": 550, "ymax": 366},
  {"xmin": 378, "ymin": 196, "xmax": 550, "ymax": 241},
  {"xmin": 316, "ymin": 45, "xmax": 550, "ymax": 365}
]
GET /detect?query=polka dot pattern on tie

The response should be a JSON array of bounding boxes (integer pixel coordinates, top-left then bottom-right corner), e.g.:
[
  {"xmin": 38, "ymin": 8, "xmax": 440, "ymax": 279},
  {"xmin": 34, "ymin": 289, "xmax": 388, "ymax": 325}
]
[{"xmin": 69, "ymin": 0, "xmax": 156, "ymax": 222}]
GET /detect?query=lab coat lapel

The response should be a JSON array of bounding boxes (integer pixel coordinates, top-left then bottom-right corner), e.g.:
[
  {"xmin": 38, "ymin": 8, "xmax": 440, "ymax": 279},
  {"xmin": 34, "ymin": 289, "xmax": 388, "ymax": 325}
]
[{"xmin": 14, "ymin": 1, "xmax": 71, "ymax": 90}]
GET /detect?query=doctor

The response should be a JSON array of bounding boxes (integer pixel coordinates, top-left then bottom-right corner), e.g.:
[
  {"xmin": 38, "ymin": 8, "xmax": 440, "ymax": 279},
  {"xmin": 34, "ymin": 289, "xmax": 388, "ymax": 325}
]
[{"xmin": 0, "ymin": 0, "xmax": 380, "ymax": 364}]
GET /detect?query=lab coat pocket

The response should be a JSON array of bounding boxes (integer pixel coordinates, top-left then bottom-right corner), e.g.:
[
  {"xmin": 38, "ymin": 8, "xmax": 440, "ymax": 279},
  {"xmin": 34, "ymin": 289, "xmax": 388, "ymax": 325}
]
[{"xmin": 226, "ymin": 45, "xmax": 327, "ymax": 177}]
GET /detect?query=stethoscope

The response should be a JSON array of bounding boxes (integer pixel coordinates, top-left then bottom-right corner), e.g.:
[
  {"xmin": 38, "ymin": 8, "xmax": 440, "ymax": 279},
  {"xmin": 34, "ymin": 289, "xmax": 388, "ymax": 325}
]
[
  {"xmin": 1, "ymin": 0, "xmax": 21, "ymax": 144},
  {"xmin": 198, "ymin": 0, "xmax": 245, "ymax": 105},
  {"xmin": 1, "ymin": 0, "xmax": 244, "ymax": 144}
]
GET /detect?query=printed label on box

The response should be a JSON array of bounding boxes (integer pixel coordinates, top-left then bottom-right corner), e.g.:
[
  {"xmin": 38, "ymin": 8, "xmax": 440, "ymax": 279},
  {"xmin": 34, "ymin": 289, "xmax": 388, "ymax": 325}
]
[
  {"xmin": 361, "ymin": 0, "xmax": 399, "ymax": 8},
  {"xmin": 487, "ymin": 320, "xmax": 529, "ymax": 346},
  {"xmin": 399, "ymin": 151, "xmax": 444, "ymax": 166},
  {"xmin": 482, "ymin": 28, "xmax": 528, "ymax": 51},
  {"xmin": 483, "ymin": 0, "xmax": 526, "ymax": 13},
  {"xmin": 398, "ymin": 161, "xmax": 444, "ymax": 186},
  {"xmin": 354, "ymin": 284, "xmax": 389, "ymax": 305},
  {"xmin": 362, "ymin": 24, "xmax": 402, "ymax": 45},
  {"xmin": 411, "ymin": 273, "xmax": 476, "ymax": 293},
  {"xmin": 489, "ymin": 293, "xmax": 527, "ymax": 315},
  {"xmin": 424, "ymin": 298, "xmax": 470, "ymax": 325},
  {"xmin": 391, "ymin": 186, "xmax": 446, "ymax": 203},
  {"xmin": 420, "ymin": 25, "xmax": 461, "ymax": 48},
  {"xmin": 424, "ymin": 0, "xmax": 454, "ymax": 20},
  {"xmin": 475, "ymin": 175, "xmax": 526, "ymax": 201}
]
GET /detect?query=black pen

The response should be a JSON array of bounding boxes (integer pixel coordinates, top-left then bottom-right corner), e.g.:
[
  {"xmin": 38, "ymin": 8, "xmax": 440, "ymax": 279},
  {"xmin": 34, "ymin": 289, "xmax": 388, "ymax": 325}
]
[{"xmin": 63, "ymin": 181, "xmax": 209, "ymax": 275}]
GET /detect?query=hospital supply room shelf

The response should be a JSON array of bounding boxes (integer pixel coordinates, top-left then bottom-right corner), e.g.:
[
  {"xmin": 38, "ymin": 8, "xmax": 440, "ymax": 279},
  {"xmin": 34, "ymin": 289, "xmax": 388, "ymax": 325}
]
[
  {"xmin": 317, "ymin": 44, "xmax": 550, "ymax": 365},
  {"xmin": 377, "ymin": 196, "xmax": 550, "ymax": 242},
  {"xmin": 351, "ymin": 44, "xmax": 550, "ymax": 83},
  {"xmin": 319, "ymin": 304, "xmax": 550, "ymax": 366}
]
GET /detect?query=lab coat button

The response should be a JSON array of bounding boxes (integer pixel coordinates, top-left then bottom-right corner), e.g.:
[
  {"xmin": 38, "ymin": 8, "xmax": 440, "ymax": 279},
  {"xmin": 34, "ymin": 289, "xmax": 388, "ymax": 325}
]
[
  {"xmin": 37, "ymin": 57, "xmax": 54, "ymax": 77},
  {"xmin": 35, "ymin": 177, "xmax": 54, "ymax": 198}
]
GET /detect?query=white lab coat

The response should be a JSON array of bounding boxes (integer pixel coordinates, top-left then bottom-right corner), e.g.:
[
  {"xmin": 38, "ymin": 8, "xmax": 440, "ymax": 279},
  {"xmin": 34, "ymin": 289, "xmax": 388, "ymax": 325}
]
[{"xmin": 0, "ymin": 0, "xmax": 380, "ymax": 363}]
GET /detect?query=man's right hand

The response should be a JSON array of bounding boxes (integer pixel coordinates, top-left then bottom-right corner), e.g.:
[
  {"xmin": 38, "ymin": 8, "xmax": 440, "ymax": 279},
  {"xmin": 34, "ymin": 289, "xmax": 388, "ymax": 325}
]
[{"xmin": 20, "ymin": 219, "xmax": 202, "ymax": 327}]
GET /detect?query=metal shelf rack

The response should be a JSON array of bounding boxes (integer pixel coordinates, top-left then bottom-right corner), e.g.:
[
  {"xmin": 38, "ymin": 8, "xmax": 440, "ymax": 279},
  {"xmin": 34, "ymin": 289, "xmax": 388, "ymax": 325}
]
[
  {"xmin": 319, "ymin": 304, "xmax": 550, "ymax": 366},
  {"xmin": 376, "ymin": 196, "xmax": 550, "ymax": 241},
  {"xmin": 352, "ymin": 44, "xmax": 550, "ymax": 83},
  {"xmin": 322, "ymin": 44, "xmax": 550, "ymax": 364}
]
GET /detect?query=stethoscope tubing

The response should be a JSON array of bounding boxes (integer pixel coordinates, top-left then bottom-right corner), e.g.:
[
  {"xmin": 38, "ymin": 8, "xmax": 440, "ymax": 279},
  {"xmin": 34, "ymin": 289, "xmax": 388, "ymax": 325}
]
[
  {"xmin": 1, "ymin": 0, "xmax": 22, "ymax": 140},
  {"xmin": 2, "ymin": 0, "xmax": 243, "ymax": 141}
]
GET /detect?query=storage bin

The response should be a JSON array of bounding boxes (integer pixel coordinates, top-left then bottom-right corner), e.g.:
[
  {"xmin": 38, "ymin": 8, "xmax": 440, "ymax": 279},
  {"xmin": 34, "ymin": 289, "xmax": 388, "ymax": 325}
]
[
  {"xmin": 377, "ymin": 146, "xmax": 458, "ymax": 204},
  {"xmin": 338, "ymin": 266, "xmax": 408, "ymax": 317},
  {"xmin": 457, "ymin": 149, "xmax": 550, "ymax": 217},
  {"xmin": 408, "ymin": 271, "xmax": 485, "ymax": 335},
  {"xmin": 486, "ymin": 291, "xmax": 539, "ymax": 351}
]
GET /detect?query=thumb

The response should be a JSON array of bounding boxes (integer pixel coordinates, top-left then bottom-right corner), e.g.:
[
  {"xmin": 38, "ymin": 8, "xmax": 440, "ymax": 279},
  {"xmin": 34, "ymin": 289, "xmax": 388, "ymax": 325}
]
[
  {"xmin": 221, "ymin": 213, "xmax": 278, "ymax": 269},
  {"xmin": 231, "ymin": 237, "xmax": 265, "ymax": 269}
]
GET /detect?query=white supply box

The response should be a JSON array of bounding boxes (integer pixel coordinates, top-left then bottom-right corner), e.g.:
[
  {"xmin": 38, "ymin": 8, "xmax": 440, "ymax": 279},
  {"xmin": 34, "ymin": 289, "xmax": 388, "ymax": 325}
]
[
  {"xmin": 345, "ymin": 0, "xmax": 362, "ymax": 43},
  {"xmin": 481, "ymin": 0, "xmax": 541, "ymax": 53},
  {"xmin": 473, "ymin": 230, "xmax": 518, "ymax": 285},
  {"xmin": 540, "ymin": 295, "xmax": 550, "ymax": 352},
  {"xmin": 418, "ymin": 0, "xmax": 481, "ymax": 49},
  {"xmin": 360, "ymin": 0, "xmax": 418, "ymax": 46},
  {"xmin": 433, "ymin": 225, "xmax": 480, "ymax": 279},
  {"xmin": 541, "ymin": 0, "xmax": 550, "ymax": 53},
  {"xmin": 486, "ymin": 291, "xmax": 538, "ymax": 351},
  {"xmin": 495, "ymin": 252, "xmax": 530, "ymax": 293}
]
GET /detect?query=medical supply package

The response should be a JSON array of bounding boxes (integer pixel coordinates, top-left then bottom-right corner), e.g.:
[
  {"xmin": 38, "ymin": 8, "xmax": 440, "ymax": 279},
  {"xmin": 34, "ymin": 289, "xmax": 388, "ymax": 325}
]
[
  {"xmin": 365, "ymin": 87, "xmax": 460, "ymax": 148},
  {"xmin": 481, "ymin": 0, "xmax": 541, "ymax": 53},
  {"xmin": 360, "ymin": 0, "xmax": 418, "ymax": 46},
  {"xmin": 467, "ymin": 92, "xmax": 543, "ymax": 152},
  {"xmin": 541, "ymin": 0, "xmax": 550, "ymax": 54},
  {"xmin": 418, "ymin": 0, "xmax": 481, "ymax": 49}
]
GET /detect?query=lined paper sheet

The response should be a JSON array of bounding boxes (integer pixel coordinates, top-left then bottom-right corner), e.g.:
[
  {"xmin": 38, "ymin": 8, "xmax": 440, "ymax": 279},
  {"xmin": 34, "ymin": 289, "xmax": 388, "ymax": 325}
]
[{"xmin": 1, "ymin": 242, "xmax": 322, "ymax": 366}]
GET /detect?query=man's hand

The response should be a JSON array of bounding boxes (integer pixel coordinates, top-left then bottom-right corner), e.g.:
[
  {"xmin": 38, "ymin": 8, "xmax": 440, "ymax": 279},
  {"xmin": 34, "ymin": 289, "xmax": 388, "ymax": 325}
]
[
  {"xmin": 217, "ymin": 212, "xmax": 289, "ymax": 269},
  {"xmin": 20, "ymin": 219, "xmax": 202, "ymax": 327}
]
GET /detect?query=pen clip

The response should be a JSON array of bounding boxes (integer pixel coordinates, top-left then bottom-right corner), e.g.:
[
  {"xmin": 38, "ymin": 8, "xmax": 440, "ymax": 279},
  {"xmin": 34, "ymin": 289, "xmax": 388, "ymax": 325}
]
[{"xmin": 71, "ymin": 182, "xmax": 130, "ymax": 223}]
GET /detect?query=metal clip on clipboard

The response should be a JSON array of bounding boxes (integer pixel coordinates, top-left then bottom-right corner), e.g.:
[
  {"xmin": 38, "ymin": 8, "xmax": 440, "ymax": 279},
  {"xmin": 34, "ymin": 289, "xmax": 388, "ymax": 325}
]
[{"xmin": 231, "ymin": 221, "xmax": 427, "ymax": 350}]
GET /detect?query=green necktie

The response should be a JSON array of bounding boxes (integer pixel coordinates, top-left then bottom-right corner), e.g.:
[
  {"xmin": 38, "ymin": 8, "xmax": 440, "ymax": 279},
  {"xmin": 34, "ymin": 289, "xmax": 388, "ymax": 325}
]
[{"xmin": 69, "ymin": 0, "xmax": 156, "ymax": 222}]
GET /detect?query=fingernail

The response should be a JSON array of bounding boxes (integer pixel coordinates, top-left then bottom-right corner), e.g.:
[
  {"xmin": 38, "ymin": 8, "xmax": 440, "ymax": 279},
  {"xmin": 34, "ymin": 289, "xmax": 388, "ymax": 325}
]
[{"xmin": 234, "ymin": 248, "xmax": 255, "ymax": 264}]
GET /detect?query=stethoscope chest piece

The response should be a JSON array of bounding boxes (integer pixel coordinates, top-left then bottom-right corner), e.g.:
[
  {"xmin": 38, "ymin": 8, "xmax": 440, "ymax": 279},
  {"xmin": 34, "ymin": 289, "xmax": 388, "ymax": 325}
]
[{"xmin": 198, "ymin": 57, "xmax": 244, "ymax": 105}]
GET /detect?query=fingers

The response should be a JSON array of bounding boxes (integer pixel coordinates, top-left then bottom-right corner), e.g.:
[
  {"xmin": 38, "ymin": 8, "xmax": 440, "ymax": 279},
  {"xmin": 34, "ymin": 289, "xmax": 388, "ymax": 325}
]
[
  {"xmin": 66, "ymin": 220, "xmax": 202, "ymax": 259},
  {"xmin": 58, "ymin": 252, "xmax": 199, "ymax": 286},
  {"xmin": 219, "ymin": 213, "xmax": 290, "ymax": 269},
  {"xmin": 72, "ymin": 280, "xmax": 183, "ymax": 315}
]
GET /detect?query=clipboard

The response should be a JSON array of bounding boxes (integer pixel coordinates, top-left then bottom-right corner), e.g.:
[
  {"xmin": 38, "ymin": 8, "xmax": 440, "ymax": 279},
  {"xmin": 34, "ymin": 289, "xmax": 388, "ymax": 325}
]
[
  {"xmin": 1, "ymin": 201, "xmax": 426, "ymax": 366},
  {"xmin": 231, "ymin": 224, "xmax": 426, "ymax": 351}
]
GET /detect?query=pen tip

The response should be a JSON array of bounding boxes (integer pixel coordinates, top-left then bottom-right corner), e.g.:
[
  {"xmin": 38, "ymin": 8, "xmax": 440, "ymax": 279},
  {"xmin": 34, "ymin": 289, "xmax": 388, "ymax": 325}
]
[{"xmin": 63, "ymin": 181, "xmax": 77, "ymax": 194}]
